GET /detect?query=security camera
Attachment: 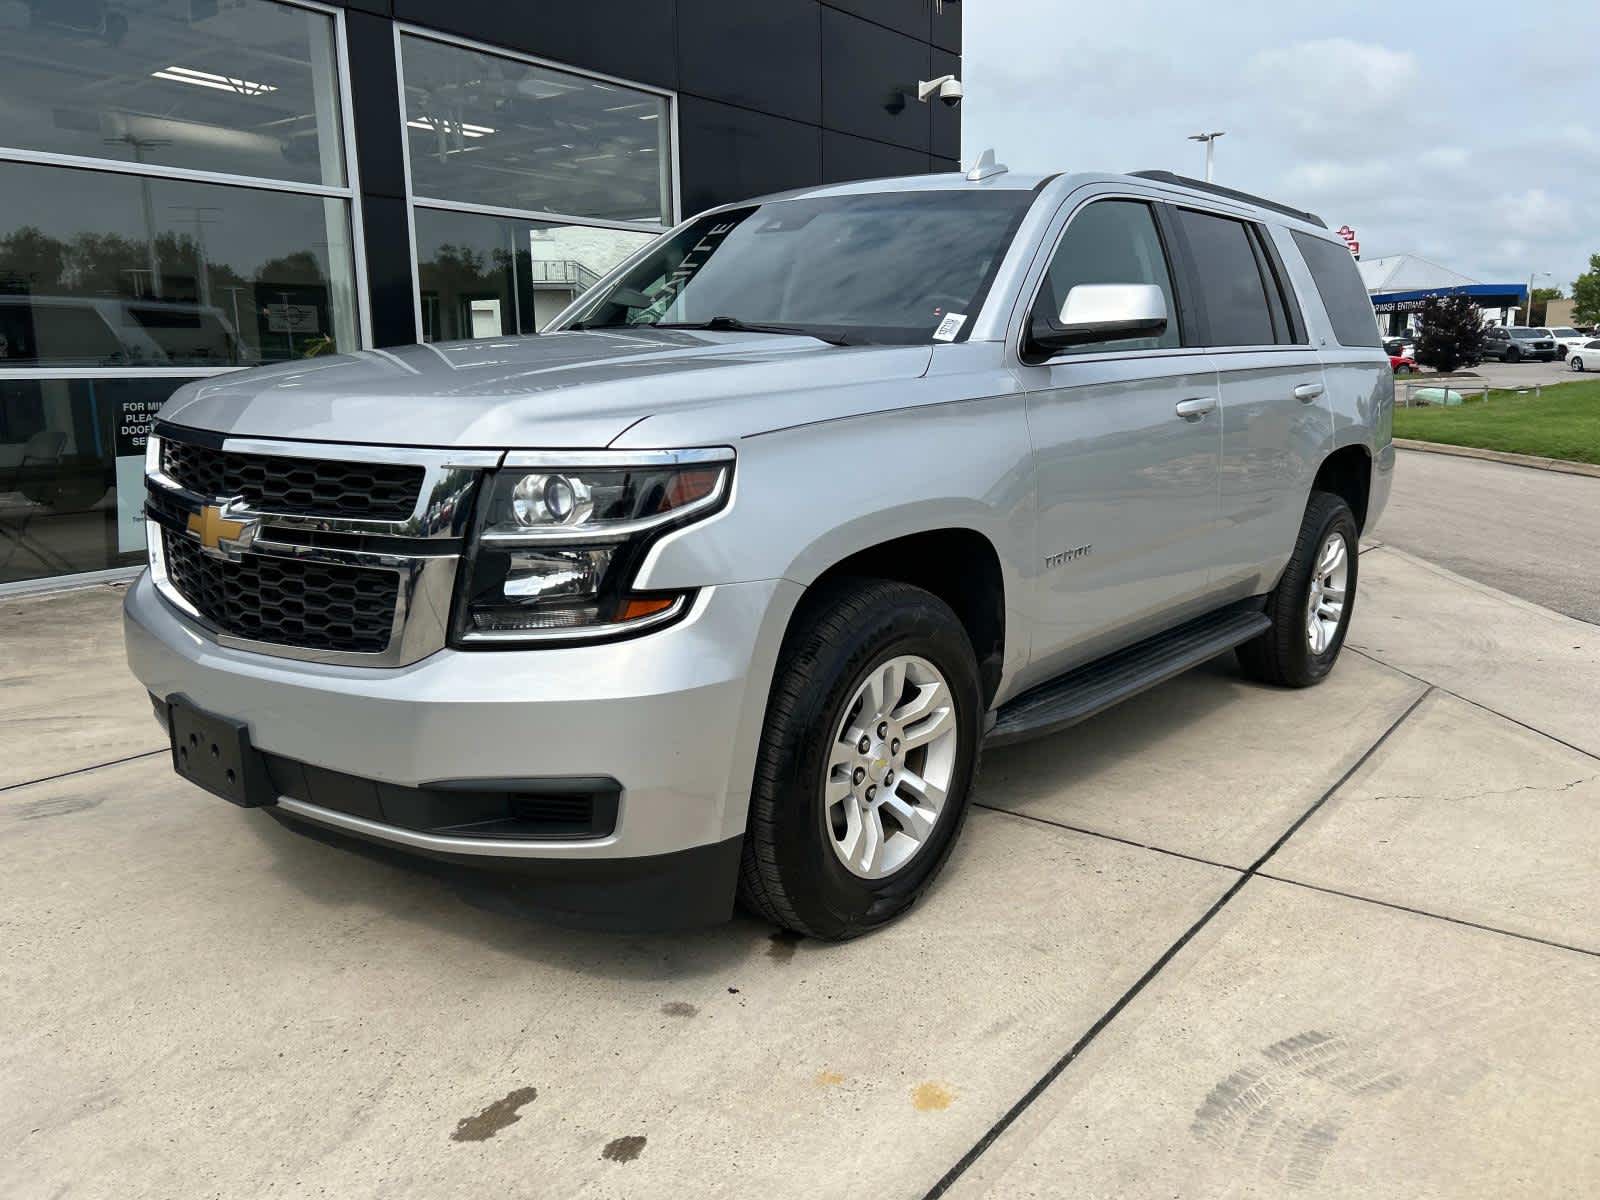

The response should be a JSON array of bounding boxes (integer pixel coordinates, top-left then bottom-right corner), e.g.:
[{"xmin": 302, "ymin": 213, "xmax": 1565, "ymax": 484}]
[{"xmin": 917, "ymin": 75, "xmax": 963, "ymax": 108}]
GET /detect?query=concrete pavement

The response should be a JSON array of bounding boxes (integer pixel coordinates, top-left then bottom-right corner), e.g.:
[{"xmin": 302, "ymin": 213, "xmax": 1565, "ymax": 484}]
[
  {"xmin": 1379, "ymin": 447, "xmax": 1600, "ymax": 625},
  {"xmin": 4, "ymin": 541, "xmax": 1600, "ymax": 1198}
]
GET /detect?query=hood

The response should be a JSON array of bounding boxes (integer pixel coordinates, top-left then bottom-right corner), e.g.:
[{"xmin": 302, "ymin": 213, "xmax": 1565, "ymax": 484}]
[{"xmin": 159, "ymin": 328, "xmax": 933, "ymax": 449}]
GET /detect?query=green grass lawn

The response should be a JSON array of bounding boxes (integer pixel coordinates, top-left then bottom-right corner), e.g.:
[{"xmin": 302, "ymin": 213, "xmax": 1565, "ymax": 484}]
[{"xmin": 1392, "ymin": 378, "xmax": 1600, "ymax": 465}]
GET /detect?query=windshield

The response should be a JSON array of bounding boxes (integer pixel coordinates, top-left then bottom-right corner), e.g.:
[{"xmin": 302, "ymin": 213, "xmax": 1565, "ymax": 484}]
[
  {"xmin": 1550, "ymin": 327, "xmax": 1580, "ymax": 337},
  {"xmin": 560, "ymin": 190, "xmax": 1034, "ymax": 345},
  {"xmin": 1509, "ymin": 327, "xmax": 1542, "ymax": 338}
]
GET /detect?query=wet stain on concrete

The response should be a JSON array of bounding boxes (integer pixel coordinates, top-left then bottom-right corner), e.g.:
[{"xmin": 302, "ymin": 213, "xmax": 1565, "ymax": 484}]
[
  {"xmin": 17, "ymin": 795, "xmax": 101, "ymax": 821},
  {"xmin": 451, "ymin": 1086, "xmax": 537, "ymax": 1142},
  {"xmin": 815, "ymin": 1070, "xmax": 845, "ymax": 1087},
  {"xmin": 602, "ymin": 1135, "xmax": 647, "ymax": 1162},
  {"xmin": 660, "ymin": 1001, "xmax": 698, "ymax": 1018},
  {"xmin": 912, "ymin": 1082, "xmax": 955, "ymax": 1111},
  {"xmin": 767, "ymin": 929, "xmax": 804, "ymax": 961}
]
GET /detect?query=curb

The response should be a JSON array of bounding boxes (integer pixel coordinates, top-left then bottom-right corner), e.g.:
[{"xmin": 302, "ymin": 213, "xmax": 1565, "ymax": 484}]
[{"xmin": 1392, "ymin": 438, "xmax": 1600, "ymax": 480}]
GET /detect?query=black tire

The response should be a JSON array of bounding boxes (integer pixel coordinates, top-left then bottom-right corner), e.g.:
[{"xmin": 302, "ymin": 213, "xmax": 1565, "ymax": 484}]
[
  {"xmin": 1506, "ymin": 346, "xmax": 1521, "ymax": 363},
  {"xmin": 1236, "ymin": 492, "xmax": 1359, "ymax": 688},
  {"xmin": 737, "ymin": 578, "xmax": 982, "ymax": 940}
]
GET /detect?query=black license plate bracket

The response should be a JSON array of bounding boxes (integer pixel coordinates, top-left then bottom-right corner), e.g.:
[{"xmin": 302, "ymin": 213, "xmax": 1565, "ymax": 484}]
[{"xmin": 166, "ymin": 695, "xmax": 276, "ymax": 808}]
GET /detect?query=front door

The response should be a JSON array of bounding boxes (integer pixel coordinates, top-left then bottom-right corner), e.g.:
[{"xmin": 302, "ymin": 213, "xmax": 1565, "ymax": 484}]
[{"xmin": 1013, "ymin": 198, "xmax": 1222, "ymax": 684}]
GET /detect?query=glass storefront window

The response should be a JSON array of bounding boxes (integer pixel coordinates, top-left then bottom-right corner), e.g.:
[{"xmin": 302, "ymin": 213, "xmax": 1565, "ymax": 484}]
[
  {"xmin": 0, "ymin": 160, "xmax": 359, "ymax": 368},
  {"xmin": 415, "ymin": 208, "xmax": 653, "ymax": 342},
  {"xmin": 400, "ymin": 34, "xmax": 672, "ymax": 224},
  {"xmin": 1, "ymin": 375, "xmax": 201, "ymax": 583},
  {"xmin": 0, "ymin": 0, "xmax": 347, "ymax": 188}
]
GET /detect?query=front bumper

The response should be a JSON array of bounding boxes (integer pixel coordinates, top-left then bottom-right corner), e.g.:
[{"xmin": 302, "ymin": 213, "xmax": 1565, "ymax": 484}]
[{"xmin": 125, "ymin": 571, "xmax": 801, "ymax": 925}]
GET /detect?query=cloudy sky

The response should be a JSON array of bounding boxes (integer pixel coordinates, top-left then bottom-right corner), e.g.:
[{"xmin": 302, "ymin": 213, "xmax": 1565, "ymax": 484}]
[{"xmin": 961, "ymin": 0, "xmax": 1600, "ymax": 292}]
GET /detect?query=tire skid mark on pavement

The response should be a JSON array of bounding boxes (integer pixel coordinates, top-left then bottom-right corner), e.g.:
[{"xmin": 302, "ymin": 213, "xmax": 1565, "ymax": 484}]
[{"xmin": 920, "ymin": 688, "xmax": 1435, "ymax": 1199}]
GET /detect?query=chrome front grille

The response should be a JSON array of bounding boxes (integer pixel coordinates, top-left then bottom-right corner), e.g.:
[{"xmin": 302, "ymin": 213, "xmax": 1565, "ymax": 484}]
[
  {"xmin": 145, "ymin": 427, "xmax": 501, "ymax": 667},
  {"xmin": 161, "ymin": 440, "xmax": 426, "ymax": 521},
  {"xmin": 162, "ymin": 528, "xmax": 400, "ymax": 654}
]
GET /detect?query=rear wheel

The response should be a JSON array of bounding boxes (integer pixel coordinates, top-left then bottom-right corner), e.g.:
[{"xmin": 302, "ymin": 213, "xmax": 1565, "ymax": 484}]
[
  {"xmin": 738, "ymin": 579, "xmax": 982, "ymax": 939},
  {"xmin": 1237, "ymin": 492, "xmax": 1359, "ymax": 688},
  {"xmin": 1571, "ymin": 356, "xmax": 1585, "ymax": 373}
]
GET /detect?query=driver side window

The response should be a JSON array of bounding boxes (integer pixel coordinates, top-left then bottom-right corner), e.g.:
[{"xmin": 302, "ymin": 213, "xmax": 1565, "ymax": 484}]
[{"xmin": 1031, "ymin": 200, "xmax": 1180, "ymax": 355}]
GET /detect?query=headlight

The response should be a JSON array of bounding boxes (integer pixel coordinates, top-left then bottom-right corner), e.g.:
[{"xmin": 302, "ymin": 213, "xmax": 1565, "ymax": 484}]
[{"xmin": 452, "ymin": 448, "xmax": 732, "ymax": 646}]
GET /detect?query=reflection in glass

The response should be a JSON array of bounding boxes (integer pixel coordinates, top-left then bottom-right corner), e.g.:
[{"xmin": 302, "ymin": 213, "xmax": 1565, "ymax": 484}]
[
  {"xmin": 400, "ymin": 34, "xmax": 671, "ymax": 223},
  {"xmin": 0, "ymin": 160, "xmax": 358, "ymax": 367},
  {"xmin": 1, "ymin": 376, "xmax": 198, "ymax": 584},
  {"xmin": 0, "ymin": 0, "xmax": 346, "ymax": 187},
  {"xmin": 415, "ymin": 208, "xmax": 652, "ymax": 342}
]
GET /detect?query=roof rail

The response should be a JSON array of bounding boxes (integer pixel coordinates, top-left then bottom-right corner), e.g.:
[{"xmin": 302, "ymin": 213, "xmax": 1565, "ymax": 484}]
[{"xmin": 1129, "ymin": 170, "xmax": 1327, "ymax": 228}]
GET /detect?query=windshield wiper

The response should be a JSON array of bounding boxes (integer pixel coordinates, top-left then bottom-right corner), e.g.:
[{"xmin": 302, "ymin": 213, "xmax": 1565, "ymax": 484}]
[{"xmin": 651, "ymin": 316, "xmax": 855, "ymax": 346}]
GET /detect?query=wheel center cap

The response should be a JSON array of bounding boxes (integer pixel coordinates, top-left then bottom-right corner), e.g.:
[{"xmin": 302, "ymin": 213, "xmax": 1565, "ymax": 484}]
[{"xmin": 866, "ymin": 748, "xmax": 891, "ymax": 784}]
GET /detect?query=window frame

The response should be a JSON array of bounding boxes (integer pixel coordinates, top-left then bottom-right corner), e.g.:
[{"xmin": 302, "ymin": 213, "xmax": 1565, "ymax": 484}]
[
  {"xmin": 0, "ymin": 0, "xmax": 371, "ymax": 375},
  {"xmin": 1015, "ymin": 193, "xmax": 1196, "ymax": 366},
  {"xmin": 1164, "ymin": 205, "xmax": 1307, "ymax": 352},
  {"xmin": 392, "ymin": 24, "xmax": 682, "ymax": 342}
]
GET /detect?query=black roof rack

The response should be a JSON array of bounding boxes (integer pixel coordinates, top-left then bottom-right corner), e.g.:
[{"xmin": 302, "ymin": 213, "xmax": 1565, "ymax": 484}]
[{"xmin": 1130, "ymin": 170, "xmax": 1327, "ymax": 229}]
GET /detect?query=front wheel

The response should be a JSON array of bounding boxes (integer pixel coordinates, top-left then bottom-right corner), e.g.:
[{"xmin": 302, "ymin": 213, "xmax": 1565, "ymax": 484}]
[
  {"xmin": 738, "ymin": 579, "xmax": 982, "ymax": 939},
  {"xmin": 1506, "ymin": 347, "xmax": 1522, "ymax": 363},
  {"xmin": 1237, "ymin": 492, "xmax": 1359, "ymax": 688}
]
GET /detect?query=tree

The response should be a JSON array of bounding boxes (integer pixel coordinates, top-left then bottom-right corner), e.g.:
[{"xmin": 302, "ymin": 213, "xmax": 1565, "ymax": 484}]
[
  {"xmin": 1529, "ymin": 287, "xmax": 1564, "ymax": 326},
  {"xmin": 1572, "ymin": 253, "xmax": 1600, "ymax": 326},
  {"xmin": 1414, "ymin": 294, "xmax": 1484, "ymax": 373}
]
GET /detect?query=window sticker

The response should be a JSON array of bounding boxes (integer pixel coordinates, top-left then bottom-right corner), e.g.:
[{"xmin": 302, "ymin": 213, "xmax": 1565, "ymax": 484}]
[{"xmin": 932, "ymin": 312, "xmax": 967, "ymax": 342}]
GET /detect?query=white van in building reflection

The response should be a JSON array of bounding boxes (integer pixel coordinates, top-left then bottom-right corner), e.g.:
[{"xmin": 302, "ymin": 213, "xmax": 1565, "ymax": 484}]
[{"xmin": 0, "ymin": 296, "xmax": 255, "ymax": 368}]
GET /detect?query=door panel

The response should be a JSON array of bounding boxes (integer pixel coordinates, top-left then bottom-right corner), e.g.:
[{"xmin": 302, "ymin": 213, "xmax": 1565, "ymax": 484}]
[
  {"xmin": 1018, "ymin": 353, "xmax": 1221, "ymax": 683},
  {"xmin": 1212, "ymin": 349, "xmax": 1331, "ymax": 596}
]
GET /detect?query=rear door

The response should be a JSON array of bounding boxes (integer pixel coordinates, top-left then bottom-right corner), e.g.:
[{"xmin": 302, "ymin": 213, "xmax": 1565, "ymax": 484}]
[
  {"xmin": 1166, "ymin": 207, "xmax": 1330, "ymax": 599},
  {"xmin": 1012, "ymin": 196, "xmax": 1222, "ymax": 682}
]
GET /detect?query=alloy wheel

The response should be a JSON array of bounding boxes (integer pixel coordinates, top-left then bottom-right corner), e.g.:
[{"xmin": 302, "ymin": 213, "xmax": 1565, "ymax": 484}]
[
  {"xmin": 1306, "ymin": 531, "xmax": 1350, "ymax": 655},
  {"xmin": 822, "ymin": 655, "xmax": 959, "ymax": 880}
]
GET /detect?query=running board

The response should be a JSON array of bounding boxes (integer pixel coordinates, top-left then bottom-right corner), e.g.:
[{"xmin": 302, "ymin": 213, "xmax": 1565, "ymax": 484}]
[{"xmin": 985, "ymin": 605, "xmax": 1271, "ymax": 747}]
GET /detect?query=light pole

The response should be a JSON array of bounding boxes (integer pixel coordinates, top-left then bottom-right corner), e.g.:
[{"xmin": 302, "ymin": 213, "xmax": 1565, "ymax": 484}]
[
  {"xmin": 1525, "ymin": 270, "xmax": 1551, "ymax": 325},
  {"xmin": 1188, "ymin": 131, "xmax": 1225, "ymax": 182}
]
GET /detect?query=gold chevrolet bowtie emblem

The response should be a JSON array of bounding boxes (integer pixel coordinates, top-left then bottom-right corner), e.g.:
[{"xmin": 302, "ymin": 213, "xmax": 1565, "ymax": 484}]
[{"xmin": 187, "ymin": 505, "xmax": 249, "ymax": 555}]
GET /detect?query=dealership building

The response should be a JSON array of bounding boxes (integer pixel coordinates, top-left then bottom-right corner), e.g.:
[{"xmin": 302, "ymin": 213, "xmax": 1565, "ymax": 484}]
[{"xmin": 0, "ymin": 0, "xmax": 961, "ymax": 592}]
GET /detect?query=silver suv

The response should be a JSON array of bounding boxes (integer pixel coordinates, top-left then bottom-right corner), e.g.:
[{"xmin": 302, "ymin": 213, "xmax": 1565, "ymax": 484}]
[{"xmin": 124, "ymin": 163, "xmax": 1394, "ymax": 938}]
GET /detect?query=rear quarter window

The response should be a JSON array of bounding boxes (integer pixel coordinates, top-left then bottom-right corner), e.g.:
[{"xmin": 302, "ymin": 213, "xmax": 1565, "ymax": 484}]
[{"xmin": 1291, "ymin": 231, "xmax": 1382, "ymax": 348}]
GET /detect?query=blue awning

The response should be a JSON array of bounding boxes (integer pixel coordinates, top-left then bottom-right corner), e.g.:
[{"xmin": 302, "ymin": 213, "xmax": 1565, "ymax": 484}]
[{"xmin": 1370, "ymin": 283, "xmax": 1527, "ymax": 313}]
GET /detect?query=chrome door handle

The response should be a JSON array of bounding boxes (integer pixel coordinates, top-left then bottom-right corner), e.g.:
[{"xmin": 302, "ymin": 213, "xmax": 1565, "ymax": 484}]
[
  {"xmin": 1293, "ymin": 382, "xmax": 1326, "ymax": 403},
  {"xmin": 1174, "ymin": 396, "xmax": 1216, "ymax": 421}
]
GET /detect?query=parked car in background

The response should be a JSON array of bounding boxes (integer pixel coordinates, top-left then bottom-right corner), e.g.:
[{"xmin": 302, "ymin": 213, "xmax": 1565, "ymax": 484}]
[
  {"xmin": 1540, "ymin": 327, "xmax": 1588, "ymax": 359},
  {"xmin": 1383, "ymin": 334, "xmax": 1415, "ymax": 359},
  {"xmin": 1568, "ymin": 339, "xmax": 1600, "ymax": 372},
  {"xmin": 1481, "ymin": 326, "xmax": 1557, "ymax": 362},
  {"xmin": 1390, "ymin": 354, "xmax": 1417, "ymax": 374}
]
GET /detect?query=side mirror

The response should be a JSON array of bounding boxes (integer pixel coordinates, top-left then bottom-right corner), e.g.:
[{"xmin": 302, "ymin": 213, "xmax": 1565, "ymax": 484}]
[{"xmin": 1030, "ymin": 283, "xmax": 1168, "ymax": 355}]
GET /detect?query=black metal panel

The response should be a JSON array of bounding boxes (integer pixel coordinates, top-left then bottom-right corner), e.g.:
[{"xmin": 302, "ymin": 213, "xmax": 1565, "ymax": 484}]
[
  {"xmin": 823, "ymin": 0, "xmax": 929, "ymax": 38},
  {"xmin": 930, "ymin": 47, "xmax": 961, "ymax": 161},
  {"xmin": 821, "ymin": 6, "xmax": 931, "ymax": 152},
  {"xmin": 677, "ymin": 0, "xmax": 821, "ymax": 125},
  {"xmin": 933, "ymin": 156, "xmax": 960, "ymax": 174},
  {"xmin": 821, "ymin": 129, "xmax": 931, "ymax": 184},
  {"xmin": 359, "ymin": 193, "xmax": 418, "ymax": 348},
  {"xmin": 678, "ymin": 96, "xmax": 823, "ymax": 213},
  {"xmin": 930, "ymin": 0, "xmax": 960, "ymax": 53},
  {"xmin": 345, "ymin": 10, "xmax": 406, "ymax": 198},
  {"xmin": 393, "ymin": 0, "xmax": 679, "ymax": 90},
  {"xmin": 340, "ymin": 0, "xmax": 393, "ymax": 15}
]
